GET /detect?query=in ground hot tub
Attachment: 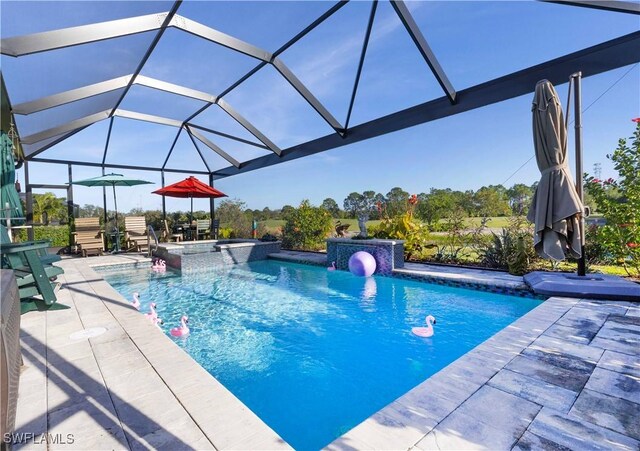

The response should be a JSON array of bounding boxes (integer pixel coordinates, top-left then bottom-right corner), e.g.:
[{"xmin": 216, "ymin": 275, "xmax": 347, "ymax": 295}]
[{"xmin": 154, "ymin": 239, "xmax": 281, "ymax": 273}]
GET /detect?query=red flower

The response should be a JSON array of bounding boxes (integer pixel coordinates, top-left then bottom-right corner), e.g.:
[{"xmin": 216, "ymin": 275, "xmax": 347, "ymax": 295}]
[
  {"xmin": 591, "ymin": 178, "xmax": 601, "ymax": 183},
  {"xmin": 627, "ymin": 242, "xmax": 639, "ymax": 248},
  {"xmin": 632, "ymin": 118, "xmax": 640, "ymax": 123},
  {"xmin": 408, "ymin": 194, "xmax": 418, "ymax": 205}
]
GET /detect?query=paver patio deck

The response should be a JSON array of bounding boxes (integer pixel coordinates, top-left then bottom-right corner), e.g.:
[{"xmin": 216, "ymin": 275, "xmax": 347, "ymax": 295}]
[{"xmin": 10, "ymin": 253, "xmax": 640, "ymax": 450}]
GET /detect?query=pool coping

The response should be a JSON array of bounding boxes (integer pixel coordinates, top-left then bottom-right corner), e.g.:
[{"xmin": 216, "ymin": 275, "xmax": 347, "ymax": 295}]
[{"xmin": 16, "ymin": 254, "xmax": 639, "ymax": 450}]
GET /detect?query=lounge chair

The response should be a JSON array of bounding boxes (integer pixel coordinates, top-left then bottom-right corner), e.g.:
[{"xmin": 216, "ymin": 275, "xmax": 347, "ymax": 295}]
[
  {"xmin": 0, "ymin": 238, "xmax": 65, "ymax": 313},
  {"xmin": 196, "ymin": 220, "xmax": 210, "ymax": 240},
  {"xmin": 162, "ymin": 220, "xmax": 182, "ymax": 242},
  {"xmin": 72, "ymin": 217, "xmax": 105, "ymax": 257},
  {"xmin": 125, "ymin": 216, "xmax": 148, "ymax": 252}
]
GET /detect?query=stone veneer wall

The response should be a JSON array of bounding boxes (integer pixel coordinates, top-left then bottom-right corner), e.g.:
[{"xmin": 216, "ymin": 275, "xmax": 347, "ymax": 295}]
[
  {"xmin": 326, "ymin": 238, "xmax": 404, "ymax": 276},
  {"xmin": 154, "ymin": 241, "xmax": 281, "ymax": 274}
]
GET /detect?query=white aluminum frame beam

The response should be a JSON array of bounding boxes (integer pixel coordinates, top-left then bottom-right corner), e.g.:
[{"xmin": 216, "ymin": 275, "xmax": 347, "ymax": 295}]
[
  {"xmin": 0, "ymin": 13, "xmax": 169, "ymax": 56},
  {"xmin": 216, "ymin": 99, "xmax": 281, "ymax": 155},
  {"xmin": 21, "ymin": 110, "xmax": 111, "ymax": 145},
  {"xmin": 187, "ymin": 126, "xmax": 241, "ymax": 168},
  {"xmin": 114, "ymin": 109, "xmax": 183, "ymax": 127},
  {"xmin": 12, "ymin": 76, "xmax": 130, "ymax": 115}
]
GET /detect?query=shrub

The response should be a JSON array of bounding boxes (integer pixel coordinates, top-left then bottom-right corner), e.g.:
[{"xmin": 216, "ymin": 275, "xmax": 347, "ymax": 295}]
[
  {"xmin": 584, "ymin": 224, "xmax": 612, "ymax": 266},
  {"xmin": 371, "ymin": 194, "xmax": 430, "ymax": 260},
  {"xmin": 476, "ymin": 217, "xmax": 536, "ymax": 275},
  {"xmin": 428, "ymin": 208, "xmax": 472, "ymax": 264},
  {"xmin": 218, "ymin": 227, "xmax": 233, "ymax": 239},
  {"xmin": 216, "ymin": 199, "xmax": 253, "ymax": 238},
  {"xmin": 584, "ymin": 120, "xmax": 640, "ymax": 277},
  {"xmin": 282, "ymin": 200, "xmax": 333, "ymax": 251},
  {"xmin": 14, "ymin": 225, "xmax": 69, "ymax": 247}
]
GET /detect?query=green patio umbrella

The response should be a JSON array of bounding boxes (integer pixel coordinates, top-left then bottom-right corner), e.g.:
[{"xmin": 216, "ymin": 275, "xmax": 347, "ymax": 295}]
[
  {"xmin": 70, "ymin": 173, "xmax": 153, "ymax": 251},
  {"xmin": 0, "ymin": 130, "xmax": 24, "ymax": 226}
]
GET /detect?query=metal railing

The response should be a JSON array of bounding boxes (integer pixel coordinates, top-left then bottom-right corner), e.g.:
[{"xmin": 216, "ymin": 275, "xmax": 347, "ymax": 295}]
[{"xmin": 147, "ymin": 225, "xmax": 159, "ymax": 257}]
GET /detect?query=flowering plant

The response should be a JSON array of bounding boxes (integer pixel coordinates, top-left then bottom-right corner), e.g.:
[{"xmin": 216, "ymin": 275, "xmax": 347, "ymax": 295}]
[
  {"xmin": 371, "ymin": 194, "xmax": 430, "ymax": 259},
  {"xmin": 584, "ymin": 120, "xmax": 639, "ymax": 277}
]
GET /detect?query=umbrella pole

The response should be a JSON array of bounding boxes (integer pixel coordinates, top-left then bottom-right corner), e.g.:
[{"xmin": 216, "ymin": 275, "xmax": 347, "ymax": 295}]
[
  {"xmin": 572, "ymin": 72, "xmax": 586, "ymax": 276},
  {"xmin": 191, "ymin": 196, "xmax": 195, "ymax": 241},
  {"xmin": 112, "ymin": 184, "xmax": 121, "ymax": 252}
]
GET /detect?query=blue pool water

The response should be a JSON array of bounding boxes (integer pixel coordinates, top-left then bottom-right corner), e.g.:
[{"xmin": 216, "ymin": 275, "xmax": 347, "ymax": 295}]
[{"xmin": 100, "ymin": 260, "xmax": 542, "ymax": 449}]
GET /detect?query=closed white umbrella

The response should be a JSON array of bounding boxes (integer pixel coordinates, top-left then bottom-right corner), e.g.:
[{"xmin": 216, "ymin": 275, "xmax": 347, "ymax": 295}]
[{"xmin": 527, "ymin": 80, "xmax": 583, "ymax": 261}]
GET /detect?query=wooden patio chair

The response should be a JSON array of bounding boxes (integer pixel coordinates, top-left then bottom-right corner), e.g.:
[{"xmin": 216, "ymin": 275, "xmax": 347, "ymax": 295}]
[
  {"xmin": 72, "ymin": 217, "xmax": 104, "ymax": 257},
  {"xmin": 162, "ymin": 220, "xmax": 182, "ymax": 242},
  {"xmin": 124, "ymin": 216, "xmax": 148, "ymax": 252},
  {"xmin": 196, "ymin": 220, "xmax": 210, "ymax": 240}
]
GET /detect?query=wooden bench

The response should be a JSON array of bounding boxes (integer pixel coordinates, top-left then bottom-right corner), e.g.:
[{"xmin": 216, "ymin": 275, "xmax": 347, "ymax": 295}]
[
  {"xmin": 72, "ymin": 217, "xmax": 104, "ymax": 257},
  {"xmin": 125, "ymin": 216, "xmax": 148, "ymax": 252}
]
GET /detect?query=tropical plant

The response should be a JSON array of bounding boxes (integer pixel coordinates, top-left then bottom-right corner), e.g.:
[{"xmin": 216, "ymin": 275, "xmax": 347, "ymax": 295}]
[
  {"xmin": 584, "ymin": 120, "xmax": 640, "ymax": 277},
  {"xmin": 33, "ymin": 192, "xmax": 66, "ymax": 225},
  {"xmin": 476, "ymin": 216, "xmax": 536, "ymax": 275},
  {"xmin": 371, "ymin": 194, "xmax": 430, "ymax": 260},
  {"xmin": 281, "ymin": 200, "xmax": 333, "ymax": 250}
]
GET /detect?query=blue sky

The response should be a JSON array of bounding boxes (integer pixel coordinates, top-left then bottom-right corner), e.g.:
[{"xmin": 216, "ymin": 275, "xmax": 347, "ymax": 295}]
[{"xmin": 2, "ymin": 1, "xmax": 639, "ymax": 213}]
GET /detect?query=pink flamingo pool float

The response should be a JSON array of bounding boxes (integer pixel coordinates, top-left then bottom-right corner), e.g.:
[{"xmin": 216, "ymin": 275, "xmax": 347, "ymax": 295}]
[
  {"xmin": 152, "ymin": 259, "xmax": 166, "ymax": 272},
  {"xmin": 327, "ymin": 261, "xmax": 336, "ymax": 271},
  {"xmin": 144, "ymin": 302, "xmax": 162, "ymax": 327},
  {"xmin": 412, "ymin": 315, "xmax": 436, "ymax": 338},
  {"xmin": 131, "ymin": 292, "xmax": 140, "ymax": 310},
  {"xmin": 170, "ymin": 316, "xmax": 190, "ymax": 337}
]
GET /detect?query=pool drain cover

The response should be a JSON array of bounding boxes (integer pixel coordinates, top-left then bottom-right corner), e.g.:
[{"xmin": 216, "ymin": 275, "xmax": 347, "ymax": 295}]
[{"xmin": 69, "ymin": 327, "xmax": 107, "ymax": 340}]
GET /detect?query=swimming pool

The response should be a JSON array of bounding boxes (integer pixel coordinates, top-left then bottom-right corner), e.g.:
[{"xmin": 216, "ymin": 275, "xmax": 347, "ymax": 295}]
[{"xmin": 99, "ymin": 260, "xmax": 542, "ymax": 449}]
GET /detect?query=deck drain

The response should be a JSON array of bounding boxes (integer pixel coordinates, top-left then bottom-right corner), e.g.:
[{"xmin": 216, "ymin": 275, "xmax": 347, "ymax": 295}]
[{"xmin": 69, "ymin": 327, "xmax": 107, "ymax": 340}]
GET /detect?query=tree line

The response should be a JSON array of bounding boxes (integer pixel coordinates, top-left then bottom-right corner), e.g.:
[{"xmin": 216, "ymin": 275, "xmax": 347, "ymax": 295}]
[
  {"xmin": 43, "ymin": 181, "xmax": 597, "ymax": 227},
  {"xmin": 248, "ymin": 183, "xmax": 543, "ymax": 225}
]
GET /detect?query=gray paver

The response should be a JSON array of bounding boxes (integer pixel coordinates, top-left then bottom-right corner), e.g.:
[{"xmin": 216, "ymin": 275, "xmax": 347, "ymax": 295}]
[
  {"xmin": 512, "ymin": 431, "xmax": 572, "ymax": 451},
  {"xmin": 416, "ymin": 409, "xmax": 517, "ymax": 451},
  {"xmin": 543, "ymin": 323, "xmax": 597, "ymax": 344},
  {"xmin": 529, "ymin": 334, "xmax": 604, "ymax": 363},
  {"xmin": 487, "ymin": 369, "xmax": 578, "ymax": 413},
  {"xmin": 598, "ymin": 350, "xmax": 640, "ymax": 378},
  {"xmin": 585, "ymin": 367, "xmax": 640, "ymax": 404},
  {"xmin": 570, "ymin": 389, "xmax": 640, "ymax": 440},
  {"xmin": 527, "ymin": 407, "xmax": 640, "ymax": 451},
  {"xmin": 453, "ymin": 385, "xmax": 541, "ymax": 438},
  {"xmin": 505, "ymin": 354, "xmax": 591, "ymax": 392}
]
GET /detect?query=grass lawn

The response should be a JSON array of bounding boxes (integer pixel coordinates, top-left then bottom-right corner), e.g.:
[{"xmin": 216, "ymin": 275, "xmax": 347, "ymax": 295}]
[
  {"xmin": 261, "ymin": 217, "xmax": 515, "ymax": 233},
  {"xmin": 260, "ymin": 219, "xmax": 382, "ymax": 233}
]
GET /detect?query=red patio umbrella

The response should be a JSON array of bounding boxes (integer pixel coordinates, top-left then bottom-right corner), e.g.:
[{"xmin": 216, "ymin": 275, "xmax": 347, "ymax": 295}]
[{"xmin": 152, "ymin": 176, "xmax": 226, "ymax": 225}]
